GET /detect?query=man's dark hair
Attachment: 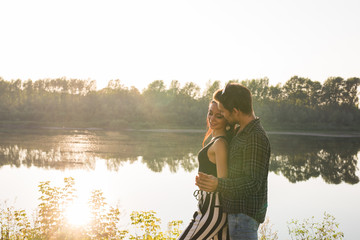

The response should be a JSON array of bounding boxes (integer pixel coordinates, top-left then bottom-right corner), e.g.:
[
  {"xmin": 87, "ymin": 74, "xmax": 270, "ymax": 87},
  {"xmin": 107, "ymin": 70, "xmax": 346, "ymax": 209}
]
[{"xmin": 213, "ymin": 83, "xmax": 253, "ymax": 115}]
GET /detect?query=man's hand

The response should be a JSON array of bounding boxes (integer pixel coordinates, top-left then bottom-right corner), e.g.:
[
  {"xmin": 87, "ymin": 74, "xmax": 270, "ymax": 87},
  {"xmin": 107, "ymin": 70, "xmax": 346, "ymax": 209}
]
[{"xmin": 195, "ymin": 172, "xmax": 218, "ymax": 192}]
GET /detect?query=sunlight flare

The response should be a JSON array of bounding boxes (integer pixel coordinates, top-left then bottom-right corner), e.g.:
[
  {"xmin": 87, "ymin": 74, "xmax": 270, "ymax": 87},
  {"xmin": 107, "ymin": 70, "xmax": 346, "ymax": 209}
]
[{"xmin": 65, "ymin": 201, "xmax": 91, "ymax": 226}]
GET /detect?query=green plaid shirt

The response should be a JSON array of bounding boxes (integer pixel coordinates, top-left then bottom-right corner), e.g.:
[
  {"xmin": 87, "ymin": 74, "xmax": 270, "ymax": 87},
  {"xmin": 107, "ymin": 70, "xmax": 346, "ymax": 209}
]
[{"xmin": 217, "ymin": 118, "xmax": 270, "ymax": 223}]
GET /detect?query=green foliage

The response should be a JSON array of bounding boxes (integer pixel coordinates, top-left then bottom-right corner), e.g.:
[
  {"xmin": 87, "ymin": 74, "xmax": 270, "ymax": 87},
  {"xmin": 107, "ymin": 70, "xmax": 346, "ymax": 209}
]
[
  {"xmin": 0, "ymin": 178, "xmax": 346, "ymax": 239},
  {"xmin": 130, "ymin": 211, "xmax": 162, "ymax": 239},
  {"xmin": 288, "ymin": 212, "xmax": 344, "ymax": 240},
  {"xmin": 37, "ymin": 177, "xmax": 76, "ymax": 238},
  {"xmin": 259, "ymin": 218, "xmax": 279, "ymax": 240},
  {"xmin": 0, "ymin": 178, "xmax": 183, "ymax": 240},
  {"xmin": 0, "ymin": 204, "xmax": 38, "ymax": 240},
  {"xmin": 87, "ymin": 190, "xmax": 127, "ymax": 239},
  {"xmin": 129, "ymin": 211, "xmax": 184, "ymax": 240},
  {"xmin": 1, "ymin": 76, "xmax": 359, "ymax": 131},
  {"xmin": 167, "ymin": 220, "xmax": 183, "ymax": 240}
]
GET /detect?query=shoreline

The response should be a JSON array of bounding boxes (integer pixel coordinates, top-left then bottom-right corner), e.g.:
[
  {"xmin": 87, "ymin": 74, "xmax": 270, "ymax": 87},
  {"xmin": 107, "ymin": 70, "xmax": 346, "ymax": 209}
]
[
  {"xmin": 130, "ymin": 128, "xmax": 360, "ymax": 138},
  {"xmin": 266, "ymin": 131, "xmax": 360, "ymax": 138},
  {"xmin": 1, "ymin": 125, "xmax": 360, "ymax": 138}
]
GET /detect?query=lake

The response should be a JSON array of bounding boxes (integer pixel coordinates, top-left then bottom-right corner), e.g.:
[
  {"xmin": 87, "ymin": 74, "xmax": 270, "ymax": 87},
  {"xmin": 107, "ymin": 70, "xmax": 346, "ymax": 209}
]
[{"xmin": 0, "ymin": 128, "xmax": 359, "ymax": 239}]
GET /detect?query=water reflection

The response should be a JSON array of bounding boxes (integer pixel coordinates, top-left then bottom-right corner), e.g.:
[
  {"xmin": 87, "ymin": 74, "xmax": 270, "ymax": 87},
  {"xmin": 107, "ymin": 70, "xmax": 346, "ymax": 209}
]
[
  {"xmin": 0, "ymin": 130, "xmax": 359, "ymax": 184},
  {"xmin": 0, "ymin": 145, "xmax": 96, "ymax": 170},
  {"xmin": 269, "ymin": 135, "xmax": 360, "ymax": 184},
  {"xmin": 0, "ymin": 130, "xmax": 202, "ymax": 172}
]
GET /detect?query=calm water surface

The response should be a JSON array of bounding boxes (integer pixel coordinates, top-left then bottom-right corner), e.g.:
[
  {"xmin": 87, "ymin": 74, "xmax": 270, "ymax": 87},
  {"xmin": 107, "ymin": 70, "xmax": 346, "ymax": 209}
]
[{"xmin": 0, "ymin": 129, "xmax": 359, "ymax": 239}]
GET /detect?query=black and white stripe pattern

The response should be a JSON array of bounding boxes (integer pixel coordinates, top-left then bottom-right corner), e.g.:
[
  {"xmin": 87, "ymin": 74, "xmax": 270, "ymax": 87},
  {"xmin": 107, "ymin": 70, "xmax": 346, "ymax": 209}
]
[{"xmin": 178, "ymin": 191, "xmax": 229, "ymax": 240}]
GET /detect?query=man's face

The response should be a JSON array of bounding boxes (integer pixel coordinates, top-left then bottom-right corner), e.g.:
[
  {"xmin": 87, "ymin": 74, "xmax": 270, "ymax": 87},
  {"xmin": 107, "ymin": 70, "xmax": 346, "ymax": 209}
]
[{"xmin": 217, "ymin": 102, "xmax": 236, "ymax": 124}]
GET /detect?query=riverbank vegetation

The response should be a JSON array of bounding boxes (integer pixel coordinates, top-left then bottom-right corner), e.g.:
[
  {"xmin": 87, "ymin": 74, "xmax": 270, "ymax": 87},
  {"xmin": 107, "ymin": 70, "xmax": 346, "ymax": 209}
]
[
  {"xmin": 0, "ymin": 76, "xmax": 359, "ymax": 131},
  {"xmin": 0, "ymin": 178, "xmax": 344, "ymax": 239}
]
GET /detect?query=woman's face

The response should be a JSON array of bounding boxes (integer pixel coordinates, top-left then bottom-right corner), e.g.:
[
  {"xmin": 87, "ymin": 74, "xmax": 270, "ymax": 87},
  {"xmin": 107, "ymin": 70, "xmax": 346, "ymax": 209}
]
[{"xmin": 207, "ymin": 102, "xmax": 227, "ymax": 131}]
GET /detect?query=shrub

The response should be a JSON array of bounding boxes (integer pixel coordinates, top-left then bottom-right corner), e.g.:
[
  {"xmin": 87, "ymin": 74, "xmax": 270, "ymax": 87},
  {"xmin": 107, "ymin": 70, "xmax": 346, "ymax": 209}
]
[{"xmin": 288, "ymin": 212, "xmax": 344, "ymax": 240}]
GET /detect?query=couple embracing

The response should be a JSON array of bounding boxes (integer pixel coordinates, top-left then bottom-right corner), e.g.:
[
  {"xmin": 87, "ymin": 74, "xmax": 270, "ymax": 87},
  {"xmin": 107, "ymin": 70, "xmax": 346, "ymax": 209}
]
[{"xmin": 178, "ymin": 83, "xmax": 271, "ymax": 240}]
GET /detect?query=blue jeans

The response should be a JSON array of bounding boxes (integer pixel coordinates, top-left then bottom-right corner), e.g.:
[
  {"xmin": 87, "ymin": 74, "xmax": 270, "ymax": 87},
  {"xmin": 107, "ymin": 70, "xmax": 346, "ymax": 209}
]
[{"xmin": 228, "ymin": 213, "xmax": 259, "ymax": 240}]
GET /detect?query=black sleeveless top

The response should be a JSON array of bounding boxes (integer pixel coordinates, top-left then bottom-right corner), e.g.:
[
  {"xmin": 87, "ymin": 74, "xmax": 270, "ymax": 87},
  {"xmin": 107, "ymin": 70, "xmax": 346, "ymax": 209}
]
[{"xmin": 198, "ymin": 136, "xmax": 228, "ymax": 177}]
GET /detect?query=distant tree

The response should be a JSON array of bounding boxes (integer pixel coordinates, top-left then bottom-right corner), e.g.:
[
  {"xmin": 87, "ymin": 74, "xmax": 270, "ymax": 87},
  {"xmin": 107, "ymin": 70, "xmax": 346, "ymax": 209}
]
[
  {"xmin": 321, "ymin": 77, "xmax": 345, "ymax": 106},
  {"xmin": 282, "ymin": 76, "xmax": 317, "ymax": 106},
  {"xmin": 343, "ymin": 77, "xmax": 360, "ymax": 108},
  {"xmin": 143, "ymin": 80, "xmax": 167, "ymax": 95},
  {"xmin": 268, "ymin": 84, "xmax": 282, "ymax": 101},
  {"xmin": 180, "ymin": 82, "xmax": 200, "ymax": 99},
  {"xmin": 202, "ymin": 80, "xmax": 221, "ymax": 101},
  {"xmin": 241, "ymin": 78, "xmax": 270, "ymax": 101},
  {"xmin": 106, "ymin": 79, "xmax": 126, "ymax": 90},
  {"xmin": 168, "ymin": 80, "xmax": 181, "ymax": 96}
]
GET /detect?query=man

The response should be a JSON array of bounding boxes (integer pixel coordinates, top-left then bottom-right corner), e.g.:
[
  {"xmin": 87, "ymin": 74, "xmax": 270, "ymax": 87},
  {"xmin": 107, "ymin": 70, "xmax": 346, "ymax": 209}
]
[{"xmin": 196, "ymin": 83, "xmax": 271, "ymax": 240}]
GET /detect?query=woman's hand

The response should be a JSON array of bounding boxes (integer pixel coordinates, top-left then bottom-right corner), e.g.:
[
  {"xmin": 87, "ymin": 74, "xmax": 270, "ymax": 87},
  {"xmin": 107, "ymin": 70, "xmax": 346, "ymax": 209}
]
[{"xmin": 195, "ymin": 172, "xmax": 218, "ymax": 192}]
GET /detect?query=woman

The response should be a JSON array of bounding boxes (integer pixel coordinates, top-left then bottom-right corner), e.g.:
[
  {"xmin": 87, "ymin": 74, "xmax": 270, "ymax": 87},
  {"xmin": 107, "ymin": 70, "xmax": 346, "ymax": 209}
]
[{"xmin": 178, "ymin": 100, "xmax": 232, "ymax": 240}]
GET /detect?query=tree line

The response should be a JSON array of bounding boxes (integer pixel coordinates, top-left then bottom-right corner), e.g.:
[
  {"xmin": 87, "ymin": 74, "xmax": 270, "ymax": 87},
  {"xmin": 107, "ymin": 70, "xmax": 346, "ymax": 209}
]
[{"xmin": 0, "ymin": 76, "xmax": 359, "ymax": 130}]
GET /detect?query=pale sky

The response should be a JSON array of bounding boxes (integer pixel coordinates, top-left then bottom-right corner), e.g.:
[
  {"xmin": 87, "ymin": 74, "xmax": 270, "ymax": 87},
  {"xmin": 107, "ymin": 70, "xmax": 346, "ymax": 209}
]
[{"xmin": 1, "ymin": 0, "xmax": 360, "ymax": 91}]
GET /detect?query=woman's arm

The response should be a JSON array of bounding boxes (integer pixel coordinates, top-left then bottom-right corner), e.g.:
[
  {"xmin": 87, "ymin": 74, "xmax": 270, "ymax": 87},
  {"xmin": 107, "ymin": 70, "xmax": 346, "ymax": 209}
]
[{"xmin": 211, "ymin": 138, "xmax": 228, "ymax": 178}]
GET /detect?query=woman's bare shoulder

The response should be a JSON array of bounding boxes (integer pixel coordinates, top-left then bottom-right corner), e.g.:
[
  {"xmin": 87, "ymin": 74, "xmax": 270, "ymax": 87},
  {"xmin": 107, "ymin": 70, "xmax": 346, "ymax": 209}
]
[{"xmin": 212, "ymin": 137, "xmax": 229, "ymax": 151}]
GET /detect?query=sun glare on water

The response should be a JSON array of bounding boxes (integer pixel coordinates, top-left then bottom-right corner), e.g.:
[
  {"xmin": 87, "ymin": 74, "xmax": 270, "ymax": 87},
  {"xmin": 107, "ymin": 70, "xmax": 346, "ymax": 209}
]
[{"xmin": 65, "ymin": 200, "xmax": 92, "ymax": 226}]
